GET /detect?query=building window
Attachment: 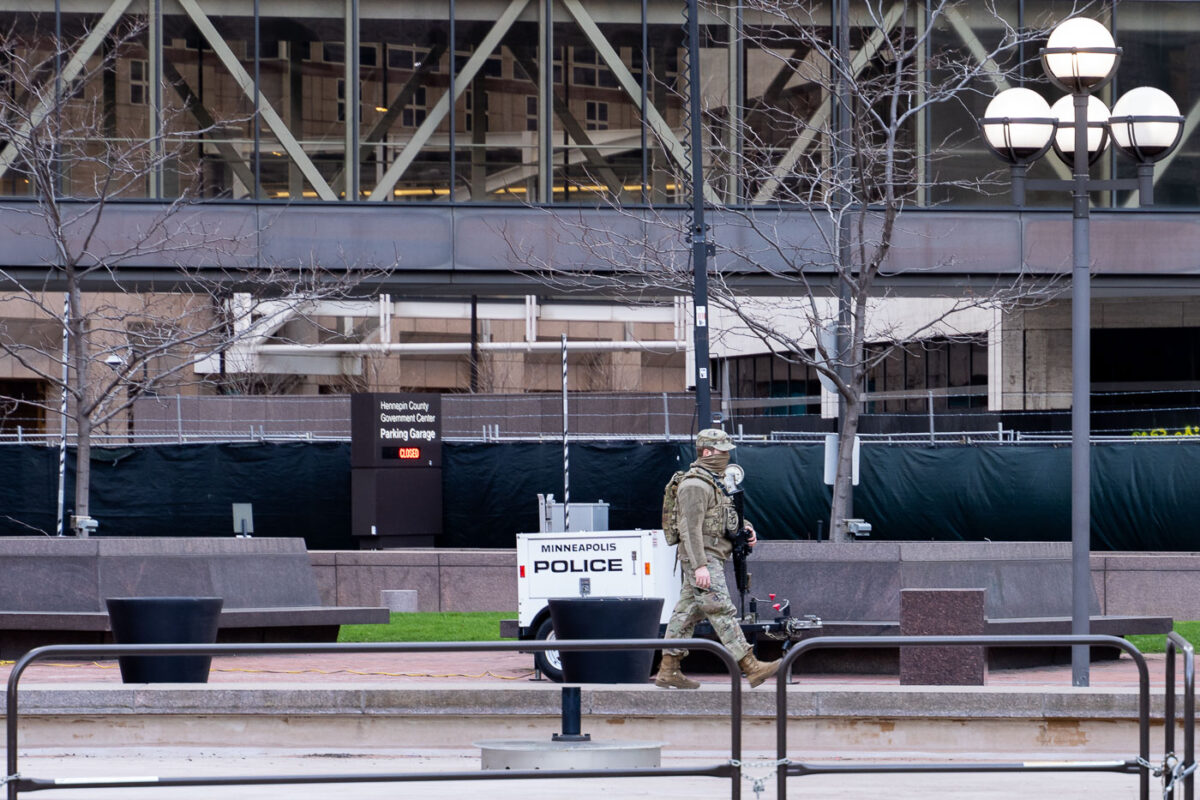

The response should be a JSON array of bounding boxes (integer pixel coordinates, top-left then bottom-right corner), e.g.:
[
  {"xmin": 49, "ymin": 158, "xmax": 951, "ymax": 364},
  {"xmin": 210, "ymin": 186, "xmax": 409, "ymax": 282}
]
[
  {"xmin": 129, "ymin": 59, "xmax": 148, "ymax": 105},
  {"xmin": 387, "ymin": 46, "xmax": 440, "ymax": 72},
  {"xmin": 863, "ymin": 338, "xmax": 988, "ymax": 413},
  {"xmin": 716, "ymin": 354, "xmax": 821, "ymax": 416},
  {"xmin": 585, "ymin": 101, "xmax": 608, "ymax": 130},
  {"xmin": 337, "ymin": 80, "xmax": 365, "ymax": 123},
  {"xmin": 402, "ymin": 87, "xmax": 427, "ymax": 128},
  {"xmin": 571, "ymin": 46, "xmax": 617, "ymax": 88},
  {"xmin": 324, "ymin": 42, "xmax": 345, "ymax": 64},
  {"xmin": 455, "ymin": 52, "xmax": 502, "ymax": 78},
  {"xmin": 315, "ymin": 42, "xmax": 377, "ymax": 67},
  {"xmin": 526, "ymin": 95, "xmax": 538, "ymax": 131}
]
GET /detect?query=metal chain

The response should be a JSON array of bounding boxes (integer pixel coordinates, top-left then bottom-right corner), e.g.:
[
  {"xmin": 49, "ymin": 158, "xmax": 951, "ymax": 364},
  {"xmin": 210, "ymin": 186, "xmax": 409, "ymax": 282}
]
[
  {"xmin": 1158, "ymin": 753, "xmax": 1197, "ymax": 800},
  {"xmin": 1138, "ymin": 755, "xmax": 1164, "ymax": 775},
  {"xmin": 729, "ymin": 759, "xmax": 790, "ymax": 800}
]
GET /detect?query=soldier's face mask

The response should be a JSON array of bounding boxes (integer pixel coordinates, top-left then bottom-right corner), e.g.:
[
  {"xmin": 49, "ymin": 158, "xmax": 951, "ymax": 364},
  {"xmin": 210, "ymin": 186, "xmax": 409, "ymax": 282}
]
[{"xmin": 699, "ymin": 451, "xmax": 730, "ymax": 473}]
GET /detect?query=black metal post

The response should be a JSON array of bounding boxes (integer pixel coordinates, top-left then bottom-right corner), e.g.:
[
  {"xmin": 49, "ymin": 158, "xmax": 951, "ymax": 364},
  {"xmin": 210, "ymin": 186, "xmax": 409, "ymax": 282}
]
[
  {"xmin": 552, "ymin": 686, "xmax": 590, "ymax": 742},
  {"xmin": 685, "ymin": 0, "xmax": 710, "ymax": 428},
  {"xmin": 1070, "ymin": 90, "xmax": 1091, "ymax": 687}
]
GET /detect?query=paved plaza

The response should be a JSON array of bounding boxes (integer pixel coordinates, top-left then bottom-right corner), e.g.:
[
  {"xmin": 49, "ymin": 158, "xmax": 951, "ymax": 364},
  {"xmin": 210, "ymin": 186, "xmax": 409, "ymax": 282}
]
[{"xmin": 2, "ymin": 649, "xmax": 1186, "ymax": 799}]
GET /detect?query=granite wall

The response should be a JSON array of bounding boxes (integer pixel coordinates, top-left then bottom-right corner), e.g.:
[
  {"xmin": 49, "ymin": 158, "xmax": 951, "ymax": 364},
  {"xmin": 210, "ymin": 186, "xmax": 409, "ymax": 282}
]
[
  {"xmin": 310, "ymin": 549, "xmax": 516, "ymax": 612},
  {"xmin": 309, "ymin": 545, "xmax": 1200, "ymax": 620},
  {"xmin": 0, "ymin": 537, "xmax": 322, "ymax": 612}
]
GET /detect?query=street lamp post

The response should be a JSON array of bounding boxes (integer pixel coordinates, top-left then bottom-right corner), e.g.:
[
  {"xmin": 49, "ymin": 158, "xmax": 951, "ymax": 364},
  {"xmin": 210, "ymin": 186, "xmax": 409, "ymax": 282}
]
[
  {"xmin": 980, "ymin": 17, "xmax": 1183, "ymax": 686},
  {"xmin": 685, "ymin": 0, "xmax": 713, "ymax": 430}
]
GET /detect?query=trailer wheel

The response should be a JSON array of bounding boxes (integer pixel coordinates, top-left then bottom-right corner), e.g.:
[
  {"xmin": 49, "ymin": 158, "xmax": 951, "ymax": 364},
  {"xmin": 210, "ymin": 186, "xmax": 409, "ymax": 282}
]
[{"xmin": 533, "ymin": 617, "xmax": 564, "ymax": 682}]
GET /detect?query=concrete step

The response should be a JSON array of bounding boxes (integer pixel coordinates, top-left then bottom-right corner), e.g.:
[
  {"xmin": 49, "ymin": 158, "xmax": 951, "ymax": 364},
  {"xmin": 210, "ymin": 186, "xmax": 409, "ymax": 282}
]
[{"xmin": 7, "ymin": 681, "xmax": 1180, "ymax": 758}]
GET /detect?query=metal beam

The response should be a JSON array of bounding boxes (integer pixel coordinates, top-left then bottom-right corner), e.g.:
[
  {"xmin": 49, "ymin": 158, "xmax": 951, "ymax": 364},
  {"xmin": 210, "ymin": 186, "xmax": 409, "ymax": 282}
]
[
  {"xmin": 943, "ymin": 6, "xmax": 1069, "ymax": 182},
  {"xmin": 368, "ymin": 0, "xmax": 532, "ymax": 201},
  {"xmin": 753, "ymin": 2, "xmax": 905, "ymax": 204},
  {"xmin": 0, "ymin": 0, "xmax": 133, "ymax": 180},
  {"xmin": 161, "ymin": 60, "xmax": 257, "ymax": 192},
  {"xmin": 0, "ymin": 203, "xmax": 1194, "ymax": 295},
  {"xmin": 473, "ymin": 129, "xmax": 643, "ymax": 196},
  {"xmin": 329, "ymin": 42, "xmax": 448, "ymax": 195},
  {"xmin": 507, "ymin": 47, "xmax": 624, "ymax": 197},
  {"xmin": 561, "ymin": 0, "xmax": 718, "ymax": 204},
  {"xmin": 175, "ymin": 0, "xmax": 338, "ymax": 200}
]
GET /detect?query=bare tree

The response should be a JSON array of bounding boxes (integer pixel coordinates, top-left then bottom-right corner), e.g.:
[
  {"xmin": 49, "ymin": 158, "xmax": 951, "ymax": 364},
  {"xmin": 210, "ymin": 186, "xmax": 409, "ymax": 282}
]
[
  {"xmin": 506, "ymin": 1, "xmax": 1085, "ymax": 540},
  {"xmin": 0, "ymin": 16, "xmax": 385, "ymax": 535}
]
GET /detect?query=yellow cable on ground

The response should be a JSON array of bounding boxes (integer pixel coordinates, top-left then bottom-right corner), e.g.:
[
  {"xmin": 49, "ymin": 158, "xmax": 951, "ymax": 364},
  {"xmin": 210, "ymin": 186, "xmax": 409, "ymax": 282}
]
[{"xmin": 217, "ymin": 667, "xmax": 535, "ymax": 680}]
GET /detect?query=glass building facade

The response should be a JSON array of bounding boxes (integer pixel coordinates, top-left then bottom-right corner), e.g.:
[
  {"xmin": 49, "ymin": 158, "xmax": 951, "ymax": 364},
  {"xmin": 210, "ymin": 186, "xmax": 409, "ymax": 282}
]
[{"xmin": 3, "ymin": 0, "xmax": 1195, "ymax": 207}]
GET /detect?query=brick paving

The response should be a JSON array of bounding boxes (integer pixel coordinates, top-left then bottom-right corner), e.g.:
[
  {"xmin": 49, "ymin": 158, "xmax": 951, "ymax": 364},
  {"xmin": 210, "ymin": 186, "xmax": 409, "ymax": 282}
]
[{"xmin": 2, "ymin": 648, "xmax": 1181, "ymax": 800}]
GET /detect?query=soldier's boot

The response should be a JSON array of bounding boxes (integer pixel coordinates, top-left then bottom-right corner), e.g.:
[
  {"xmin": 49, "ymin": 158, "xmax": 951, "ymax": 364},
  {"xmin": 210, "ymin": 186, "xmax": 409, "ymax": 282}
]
[
  {"xmin": 654, "ymin": 654, "xmax": 700, "ymax": 689},
  {"xmin": 738, "ymin": 653, "xmax": 781, "ymax": 688}
]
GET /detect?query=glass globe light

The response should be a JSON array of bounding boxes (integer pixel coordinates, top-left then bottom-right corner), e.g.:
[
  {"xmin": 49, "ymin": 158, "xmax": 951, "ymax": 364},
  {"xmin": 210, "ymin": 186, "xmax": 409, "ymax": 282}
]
[
  {"xmin": 980, "ymin": 88, "xmax": 1056, "ymax": 165},
  {"xmin": 1109, "ymin": 86, "xmax": 1184, "ymax": 163},
  {"xmin": 1041, "ymin": 18, "xmax": 1120, "ymax": 93},
  {"xmin": 1050, "ymin": 94, "xmax": 1111, "ymax": 165}
]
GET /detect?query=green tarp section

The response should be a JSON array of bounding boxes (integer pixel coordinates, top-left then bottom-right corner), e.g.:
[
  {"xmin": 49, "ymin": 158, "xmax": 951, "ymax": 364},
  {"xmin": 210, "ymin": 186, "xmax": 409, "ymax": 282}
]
[
  {"xmin": 1, "ymin": 441, "xmax": 1199, "ymax": 550},
  {"xmin": 440, "ymin": 442, "xmax": 687, "ymax": 548},
  {"xmin": 0, "ymin": 442, "xmax": 351, "ymax": 549},
  {"xmin": 858, "ymin": 445, "xmax": 1071, "ymax": 543}
]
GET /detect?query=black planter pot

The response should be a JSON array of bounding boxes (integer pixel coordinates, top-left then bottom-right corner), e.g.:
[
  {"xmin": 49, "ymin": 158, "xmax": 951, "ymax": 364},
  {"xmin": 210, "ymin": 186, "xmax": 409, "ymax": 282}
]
[
  {"xmin": 105, "ymin": 597, "xmax": 224, "ymax": 683},
  {"xmin": 548, "ymin": 597, "xmax": 663, "ymax": 684}
]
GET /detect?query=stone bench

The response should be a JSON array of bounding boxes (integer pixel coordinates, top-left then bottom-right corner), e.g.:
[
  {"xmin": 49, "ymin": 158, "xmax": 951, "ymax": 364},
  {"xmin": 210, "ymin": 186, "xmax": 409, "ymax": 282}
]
[
  {"xmin": 380, "ymin": 590, "xmax": 418, "ymax": 613},
  {"xmin": 0, "ymin": 537, "xmax": 389, "ymax": 658}
]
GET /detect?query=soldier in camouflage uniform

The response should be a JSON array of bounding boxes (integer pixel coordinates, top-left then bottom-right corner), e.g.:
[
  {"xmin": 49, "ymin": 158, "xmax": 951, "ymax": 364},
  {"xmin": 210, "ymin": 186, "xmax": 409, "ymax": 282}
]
[{"xmin": 653, "ymin": 428, "xmax": 781, "ymax": 689}]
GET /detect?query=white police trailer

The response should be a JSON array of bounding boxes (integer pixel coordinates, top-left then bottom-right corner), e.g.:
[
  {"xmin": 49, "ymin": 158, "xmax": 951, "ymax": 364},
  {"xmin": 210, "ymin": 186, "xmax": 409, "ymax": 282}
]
[{"xmin": 515, "ymin": 528, "xmax": 678, "ymax": 681}]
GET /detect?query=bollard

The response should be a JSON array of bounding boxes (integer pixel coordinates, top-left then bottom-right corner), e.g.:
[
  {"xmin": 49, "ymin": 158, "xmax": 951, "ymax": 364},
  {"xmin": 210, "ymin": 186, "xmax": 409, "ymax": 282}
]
[{"xmin": 551, "ymin": 686, "xmax": 590, "ymax": 742}]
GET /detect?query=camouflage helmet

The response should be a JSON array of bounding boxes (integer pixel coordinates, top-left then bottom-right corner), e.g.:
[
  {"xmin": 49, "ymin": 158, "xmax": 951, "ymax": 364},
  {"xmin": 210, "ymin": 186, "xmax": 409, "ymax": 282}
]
[{"xmin": 695, "ymin": 428, "xmax": 736, "ymax": 452}]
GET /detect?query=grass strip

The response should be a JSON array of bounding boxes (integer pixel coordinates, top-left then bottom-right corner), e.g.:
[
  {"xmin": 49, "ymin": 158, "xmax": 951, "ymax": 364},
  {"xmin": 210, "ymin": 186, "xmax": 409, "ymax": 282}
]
[
  {"xmin": 338, "ymin": 611, "xmax": 517, "ymax": 643},
  {"xmin": 340, "ymin": 612, "xmax": 1200, "ymax": 656},
  {"xmin": 1126, "ymin": 620, "xmax": 1200, "ymax": 655}
]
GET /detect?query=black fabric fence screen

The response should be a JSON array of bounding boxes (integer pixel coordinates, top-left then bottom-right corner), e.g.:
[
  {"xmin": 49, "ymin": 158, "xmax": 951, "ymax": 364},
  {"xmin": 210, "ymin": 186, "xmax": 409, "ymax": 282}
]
[{"xmin": 0, "ymin": 441, "xmax": 1197, "ymax": 550}]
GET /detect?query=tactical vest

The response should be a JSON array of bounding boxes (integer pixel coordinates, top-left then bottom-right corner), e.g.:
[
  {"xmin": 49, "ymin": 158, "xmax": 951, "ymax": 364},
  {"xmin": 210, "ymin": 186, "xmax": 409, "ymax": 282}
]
[{"xmin": 672, "ymin": 467, "xmax": 738, "ymax": 563}]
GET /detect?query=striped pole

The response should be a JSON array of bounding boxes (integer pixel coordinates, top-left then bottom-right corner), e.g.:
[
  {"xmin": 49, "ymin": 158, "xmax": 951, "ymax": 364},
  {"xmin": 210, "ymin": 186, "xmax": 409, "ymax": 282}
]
[
  {"xmin": 55, "ymin": 293, "xmax": 69, "ymax": 537},
  {"xmin": 561, "ymin": 333, "xmax": 569, "ymax": 532}
]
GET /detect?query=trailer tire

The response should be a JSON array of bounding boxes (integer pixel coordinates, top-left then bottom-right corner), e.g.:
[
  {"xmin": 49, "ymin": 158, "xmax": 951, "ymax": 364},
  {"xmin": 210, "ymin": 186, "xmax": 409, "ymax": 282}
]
[{"xmin": 533, "ymin": 617, "xmax": 564, "ymax": 682}]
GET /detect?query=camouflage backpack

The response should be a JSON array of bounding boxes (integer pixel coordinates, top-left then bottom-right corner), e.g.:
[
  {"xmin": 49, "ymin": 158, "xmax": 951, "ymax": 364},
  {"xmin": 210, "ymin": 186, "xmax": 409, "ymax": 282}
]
[{"xmin": 661, "ymin": 468, "xmax": 724, "ymax": 545}]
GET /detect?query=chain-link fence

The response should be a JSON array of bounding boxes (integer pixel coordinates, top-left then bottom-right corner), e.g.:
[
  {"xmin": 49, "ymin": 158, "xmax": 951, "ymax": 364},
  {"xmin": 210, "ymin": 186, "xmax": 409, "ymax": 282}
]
[
  {"xmin": 2, "ymin": 389, "xmax": 1198, "ymax": 445},
  {"xmin": 0, "ymin": 393, "xmax": 701, "ymax": 445}
]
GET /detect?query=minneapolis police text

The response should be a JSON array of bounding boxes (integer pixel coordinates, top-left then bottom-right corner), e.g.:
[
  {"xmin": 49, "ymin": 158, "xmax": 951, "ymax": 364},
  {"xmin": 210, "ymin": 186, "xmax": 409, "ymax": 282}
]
[{"xmin": 534, "ymin": 541, "xmax": 622, "ymax": 574}]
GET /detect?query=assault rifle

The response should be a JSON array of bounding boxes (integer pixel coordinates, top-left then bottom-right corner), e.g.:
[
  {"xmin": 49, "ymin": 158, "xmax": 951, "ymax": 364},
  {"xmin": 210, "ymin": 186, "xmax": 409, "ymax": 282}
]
[{"xmin": 724, "ymin": 465, "xmax": 752, "ymax": 617}]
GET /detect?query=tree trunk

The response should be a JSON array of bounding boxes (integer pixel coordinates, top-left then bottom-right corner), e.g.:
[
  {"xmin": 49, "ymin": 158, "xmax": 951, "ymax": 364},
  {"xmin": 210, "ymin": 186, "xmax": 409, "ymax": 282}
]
[
  {"xmin": 73, "ymin": 410, "xmax": 92, "ymax": 535},
  {"xmin": 829, "ymin": 395, "xmax": 861, "ymax": 543},
  {"xmin": 67, "ymin": 281, "xmax": 91, "ymax": 536}
]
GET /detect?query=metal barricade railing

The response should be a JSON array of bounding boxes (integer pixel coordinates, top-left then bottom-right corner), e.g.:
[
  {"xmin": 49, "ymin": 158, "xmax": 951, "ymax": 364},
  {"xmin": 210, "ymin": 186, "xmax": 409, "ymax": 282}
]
[
  {"xmin": 1165, "ymin": 632, "xmax": 1197, "ymax": 799},
  {"xmin": 774, "ymin": 634, "xmax": 1154, "ymax": 800},
  {"xmin": 5, "ymin": 638, "xmax": 743, "ymax": 800}
]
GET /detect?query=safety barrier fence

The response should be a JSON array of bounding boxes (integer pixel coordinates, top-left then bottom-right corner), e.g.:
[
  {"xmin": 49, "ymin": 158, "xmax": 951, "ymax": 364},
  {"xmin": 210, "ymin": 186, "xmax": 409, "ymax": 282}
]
[
  {"xmin": 772, "ymin": 634, "xmax": 1176, "ymax": 800},
  {"xmin": 3, "ymin": 638, "xmax": 744, "ymax": 800},
  {"xmin": 4, "ymin": 635, "xmax": 1198, "ymax": 800},
  {"xmin": 1166, "ymin": 632, "xmax": 1197, "ymax": 799}
]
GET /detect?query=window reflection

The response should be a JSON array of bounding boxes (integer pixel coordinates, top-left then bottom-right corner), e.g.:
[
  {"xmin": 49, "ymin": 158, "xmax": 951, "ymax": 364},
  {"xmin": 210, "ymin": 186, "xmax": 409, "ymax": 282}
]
[{"xmin": 0, "ymin": 1, "xmax": 1192, "ymax": 208}]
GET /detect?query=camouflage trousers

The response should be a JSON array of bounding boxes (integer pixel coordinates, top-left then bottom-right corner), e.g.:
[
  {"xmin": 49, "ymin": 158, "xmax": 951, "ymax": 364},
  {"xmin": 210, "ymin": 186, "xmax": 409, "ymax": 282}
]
[{"xmin": 663, "ymin": 556, "xmax": 751, "ymax": 661}]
